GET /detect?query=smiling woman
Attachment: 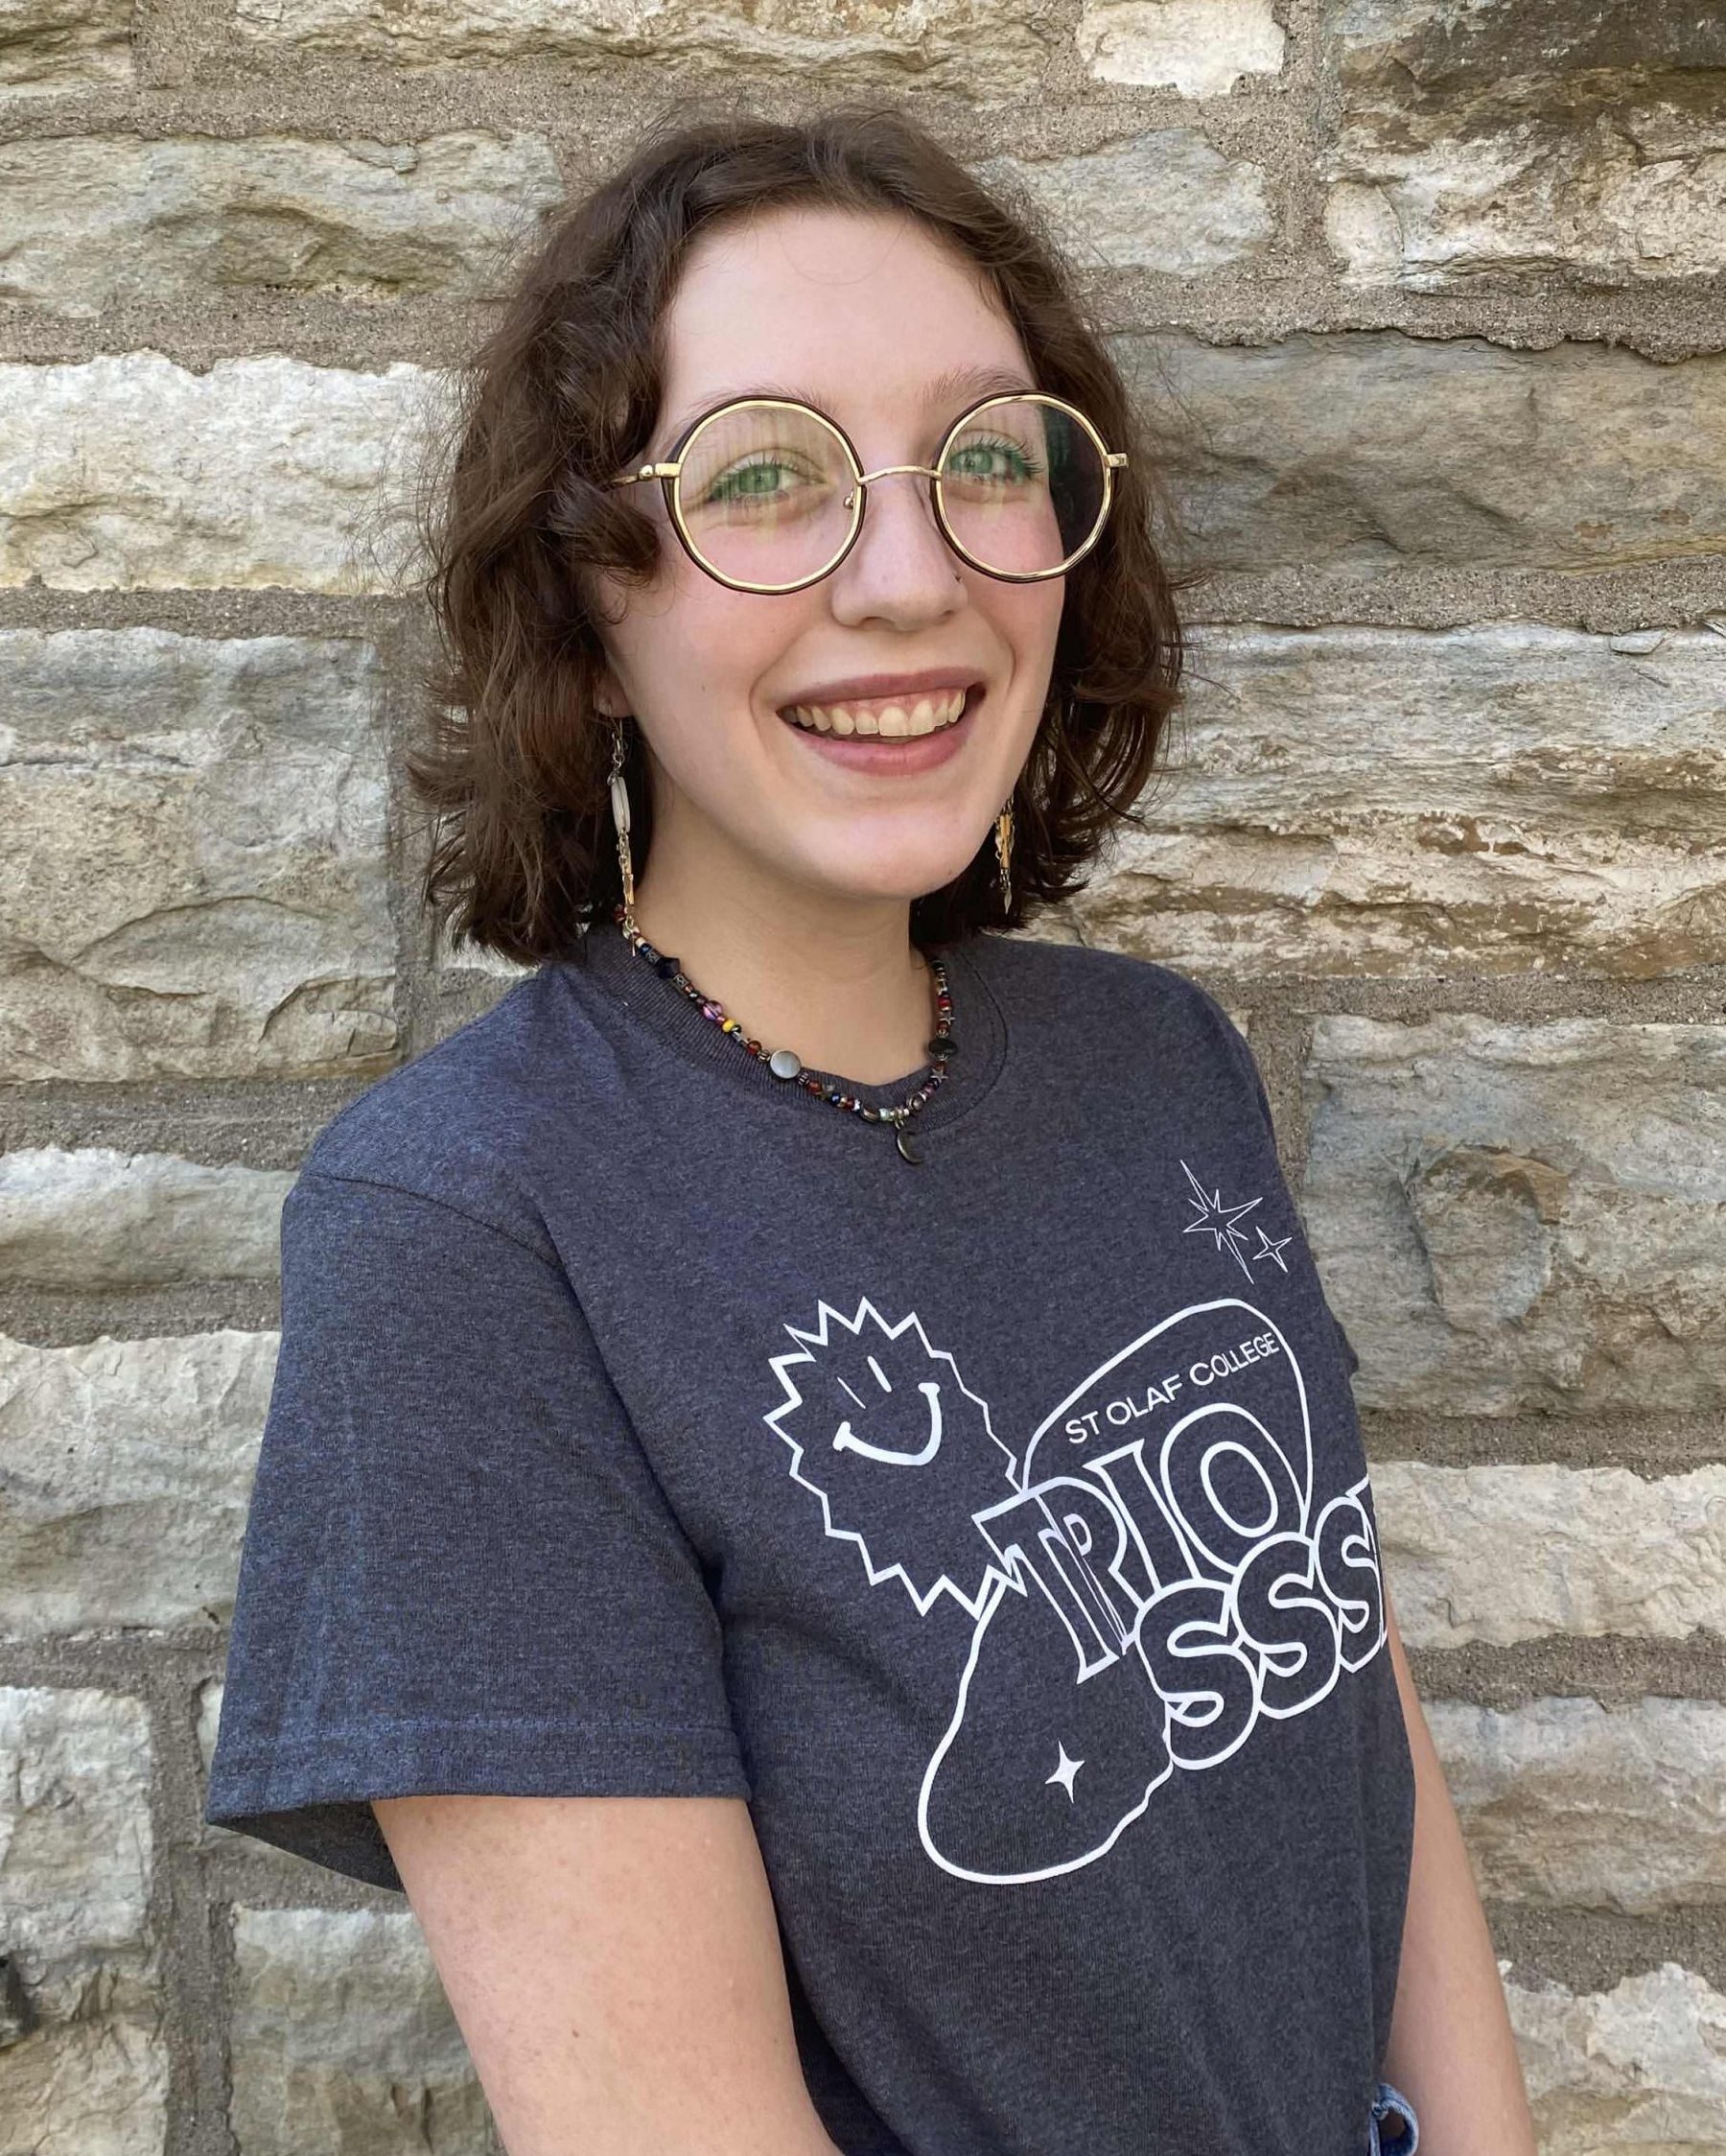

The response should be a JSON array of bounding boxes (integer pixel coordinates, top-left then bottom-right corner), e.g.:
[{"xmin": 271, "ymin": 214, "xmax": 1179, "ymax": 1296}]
[
  {"xmin": 392, "ymin": 110, "xmax": 1184, "ymax": 996},
  {"xmin": 203, "ymin": 103, "xmax": 1531, "ymax": 2156}
]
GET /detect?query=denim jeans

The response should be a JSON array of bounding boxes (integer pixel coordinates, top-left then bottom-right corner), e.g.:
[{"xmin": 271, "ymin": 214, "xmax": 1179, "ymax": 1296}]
[{"xmin": 1368, "ymin": 2078, "xmax": 1419, "ymax": 2154}]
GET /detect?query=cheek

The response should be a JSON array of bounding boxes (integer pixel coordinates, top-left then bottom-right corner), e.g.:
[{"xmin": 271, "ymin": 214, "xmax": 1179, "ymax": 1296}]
[
  {"xmin": 665, "ymin": 582, "xmax": 805, "ymax": 715},
  {"xmin": 997, "ymin": 586, "xmax": 1065, "ymax": 764},
  {"xmin": 604, "ymin": 565, "xmax": 778, "ymax": 703},
  {"xmin": 990, "ymin": 583, "xmax": 1066, "ymax": 734},
  {"xmin": 1029, "ymin": 578, "xmax": 1068, "ymax": 649},
  {"xmin": 613, "ymin": 581, "xmax": 828, "ymax": 782},
  {"xmin": 983, "ymin": 575, "xmax": 1065, "ymax": 668}
]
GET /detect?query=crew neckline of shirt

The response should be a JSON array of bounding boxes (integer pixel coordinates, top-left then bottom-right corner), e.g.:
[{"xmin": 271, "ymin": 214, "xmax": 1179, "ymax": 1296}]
[{"xmin": 562, "ymin": 915, "xmax": 1011, "ymax": 1136}]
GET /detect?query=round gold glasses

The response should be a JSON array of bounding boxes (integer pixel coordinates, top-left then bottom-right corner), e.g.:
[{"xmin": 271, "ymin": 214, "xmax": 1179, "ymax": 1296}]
[{"xmin": 606, "ymin": 391, "xmax": 1129, "ymax": 595}]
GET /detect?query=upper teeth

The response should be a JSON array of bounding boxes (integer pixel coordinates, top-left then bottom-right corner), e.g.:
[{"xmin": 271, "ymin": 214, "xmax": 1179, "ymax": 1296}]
[{"xmin": 784, "ymin": 688, "xmax": 969, "ymax": 737}]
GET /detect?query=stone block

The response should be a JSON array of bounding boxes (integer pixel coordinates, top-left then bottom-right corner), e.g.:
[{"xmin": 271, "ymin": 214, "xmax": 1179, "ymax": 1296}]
[
  {"xmin": 0, "ymin": 0, "xmax": 130, "ymax": 98},
  {"xmin": 232, "ymin": 0, "xmax": 1053, "ymax": 97},
  {"xmin": 0, "ymin": 131, "xmax": 565, "ymax": 316},
  {"xmin": 1301, "ymin": 1017, "xmax": 1726, "ymax": 1416},
  {"xmin": 0, "ymin": 1686, "xmax": 165, "ymax": 2156},
  {"xmin": 228, "ymin": 1908, "xmax": 493, "ymax": 2156},
  {"xmin": 0, "ymin": 355, "xmax": 440, "ymax": 593},
  {"xmin": 1076, "ymin": 0, "xmax": 1284, "ymax": 94},
  {"xmin": 1117, "ymin": 332, "xmax": 1726, "ymax": 575},
  {"xmin": 0, "ymin": 1147, "xmax": 293, "ymax": 1288},
  {"xmin": 1373, "ymin": 1461, "xmax": 1726, "ymax": 1648},
  {"xmin": 1076, "ymin": 623, "xmax": 1726, "ymax": 977},
  {"xmin": 1509, "ymin": 1961, "xmax": 1726, "ymax": 2150},
  {"xmin": 0, "ymin": 1327, "xmax": 277, "ymax": 1639},
  {"xmin": 977, "ymin": 131, "xmax": 1272, "ymax": 273},
  {"xmin": 0, "ymin": 627, "xmax": 395, "ymax": 1081},
  {"xmin": 1322, "ymin": 0, "xmax": 1726, "ymax": 288},
  {"xmin": 1433, "ymin": 1697, "xmax": 1726, "ymax": 1913}
]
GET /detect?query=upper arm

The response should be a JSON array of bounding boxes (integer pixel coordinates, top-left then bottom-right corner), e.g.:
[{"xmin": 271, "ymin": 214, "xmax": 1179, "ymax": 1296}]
[{"xmin": 371, "ymin": 1791, "xmax": 840, "ymax": 2156}]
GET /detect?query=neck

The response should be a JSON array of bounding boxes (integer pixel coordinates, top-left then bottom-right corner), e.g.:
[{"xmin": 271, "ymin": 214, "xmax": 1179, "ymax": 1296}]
[{"xmin": 624, "ymin": 854, "xmax": 941, "ymax": 1092}]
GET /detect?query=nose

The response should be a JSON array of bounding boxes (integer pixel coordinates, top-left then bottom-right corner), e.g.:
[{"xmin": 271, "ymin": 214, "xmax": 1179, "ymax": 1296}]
[{"xmin": 827, "ymin": 464, "xmax": 965, "ymax": 629}]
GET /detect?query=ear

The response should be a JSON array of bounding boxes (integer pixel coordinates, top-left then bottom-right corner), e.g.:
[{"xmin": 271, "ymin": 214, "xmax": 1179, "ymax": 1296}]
[{"xmin": 589, "ymin": 653, "xmax": 631, "ymax": 722}]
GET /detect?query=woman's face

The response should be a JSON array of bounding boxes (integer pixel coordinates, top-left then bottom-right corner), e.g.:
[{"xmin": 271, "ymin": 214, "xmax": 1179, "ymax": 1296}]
[{"xmin": 590, "ymin": 203, "xmax": 1066, "ymax": 919}]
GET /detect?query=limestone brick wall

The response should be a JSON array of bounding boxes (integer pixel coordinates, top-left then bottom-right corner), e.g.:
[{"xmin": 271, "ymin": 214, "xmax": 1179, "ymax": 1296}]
[{"xmin": 1, "ymin": 2, "xmax": 1721, "ymax": 2150}]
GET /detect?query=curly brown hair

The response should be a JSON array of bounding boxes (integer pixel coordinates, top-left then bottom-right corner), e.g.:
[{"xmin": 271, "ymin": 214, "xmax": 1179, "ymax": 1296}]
[{"xmin": 404, "ymin": 103, "xmax": 1190, "ymax": 967}]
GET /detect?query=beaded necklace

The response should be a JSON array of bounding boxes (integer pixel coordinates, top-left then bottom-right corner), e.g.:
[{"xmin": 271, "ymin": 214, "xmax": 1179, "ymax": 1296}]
[{"xmin": 609, "ymin": 902, "xmax": 956, "ymax": 1165}]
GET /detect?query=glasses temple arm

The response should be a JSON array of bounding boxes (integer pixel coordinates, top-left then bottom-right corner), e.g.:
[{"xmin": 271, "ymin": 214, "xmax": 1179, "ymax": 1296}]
[{"xmin": 608, "ymin": 462, "xmax": 682, "ymax": 488}]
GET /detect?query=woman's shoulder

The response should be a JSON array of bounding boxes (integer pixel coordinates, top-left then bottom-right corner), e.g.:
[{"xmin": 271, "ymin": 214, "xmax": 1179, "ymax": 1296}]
[
  {"xmin": 974, "ymin": 929, "xmax": 1265, "ymax": 1134},
  {"xmin": 971, "ymin": 928, "xmax": 1242, "ymax": 1043},
  {"xmin": 292, "ymin": 963, "xmax": 586, "ymax": 1254}
]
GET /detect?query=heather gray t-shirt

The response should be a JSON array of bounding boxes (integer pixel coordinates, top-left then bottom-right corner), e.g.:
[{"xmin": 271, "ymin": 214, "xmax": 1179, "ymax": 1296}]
[{"xmin": 206, "ymin": 920, "xmax": 1414, "ymax": 2156}]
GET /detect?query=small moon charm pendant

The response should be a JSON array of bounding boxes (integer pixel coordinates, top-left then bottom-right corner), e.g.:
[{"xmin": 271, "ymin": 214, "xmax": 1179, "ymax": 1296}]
[{"xmin": 895, "ymin": 1125, "xmax": 922, "ymax": 1164}]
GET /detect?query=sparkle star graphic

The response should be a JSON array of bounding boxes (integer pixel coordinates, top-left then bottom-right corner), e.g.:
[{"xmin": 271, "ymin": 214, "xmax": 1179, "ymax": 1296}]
[
  {"xmin": 1046, "ymin": 1744, "xmax": 1084, "ymax": 1802},
  {"xmin": 1250, "ymin": 1225, "xmax": 1294, "ymax": 1274},
  {"xmin": 1178, "ymin": 1159, "xmax": 1262, "ymax": 1279}
]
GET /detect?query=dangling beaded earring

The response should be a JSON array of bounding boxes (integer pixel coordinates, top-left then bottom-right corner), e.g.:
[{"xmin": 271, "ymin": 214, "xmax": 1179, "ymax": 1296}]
[
  {"xmin": 608, "ymin": 716, "xmax": 636, "ymax": 926},
  {"xmin": 993, "ymin": 797, "xmax": 1015, "ymax": 910}
]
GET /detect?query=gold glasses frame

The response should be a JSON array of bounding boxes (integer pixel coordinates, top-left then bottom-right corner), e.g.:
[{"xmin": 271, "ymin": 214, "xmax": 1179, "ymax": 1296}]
[{"xmin": 605, "ymin": 389, "xmax": 1130, "ymax": 596}]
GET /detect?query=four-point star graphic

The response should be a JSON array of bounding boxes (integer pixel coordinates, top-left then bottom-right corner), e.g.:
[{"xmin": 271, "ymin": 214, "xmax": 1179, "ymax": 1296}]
[
  {"xmin": 1046, "ymin": 1744, "xmax": 1084, "ymax": 1802},
  {"xmin": 1250, "ymin": 1224, "xmax": 1294, "ymax": 1274},
  {"xmin": 1178, "ymin": 1160, "xmax": 1263, "ymax": 1278}
]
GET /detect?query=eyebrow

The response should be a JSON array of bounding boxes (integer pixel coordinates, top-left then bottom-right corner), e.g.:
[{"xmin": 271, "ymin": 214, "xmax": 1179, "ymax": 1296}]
[{"xmin": 658, "ymin": 362, "xmax": 1038, "ymax": 447}]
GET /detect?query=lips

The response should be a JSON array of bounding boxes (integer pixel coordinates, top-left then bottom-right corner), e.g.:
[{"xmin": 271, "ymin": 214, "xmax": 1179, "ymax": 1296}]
[{"xmin": 778, "ymin": 682, "xmax": 984, "ymax": 774}]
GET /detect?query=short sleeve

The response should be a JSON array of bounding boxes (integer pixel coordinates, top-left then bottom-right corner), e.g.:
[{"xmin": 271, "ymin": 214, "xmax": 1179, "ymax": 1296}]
[
  {"xmin": 205, "ymin": 1167, "xmax": 749, "ymax": 1891},
  {"xmin": 1199, "ymin": 993, "xmax": 1278, "ymax": 1149}
]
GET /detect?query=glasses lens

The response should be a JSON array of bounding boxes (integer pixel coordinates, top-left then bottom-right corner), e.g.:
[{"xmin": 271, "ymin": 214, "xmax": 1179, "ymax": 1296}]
[
  {"xmin": 937, "ymin": 397, "xmax": 1108, "ymax": 577},
  {"xmin": 673, "ymin": 401, "xmax": 855, "ymax": 589}
]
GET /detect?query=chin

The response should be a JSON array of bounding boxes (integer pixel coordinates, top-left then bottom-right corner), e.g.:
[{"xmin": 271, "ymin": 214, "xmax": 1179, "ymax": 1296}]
[{"xmin": 833, "ymin": 843, "xmax": 993, "ymax": 907}]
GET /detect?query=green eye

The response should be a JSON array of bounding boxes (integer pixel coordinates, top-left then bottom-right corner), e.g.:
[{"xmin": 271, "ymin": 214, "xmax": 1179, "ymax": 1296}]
[
  {"xmin": 719, "ymin": 459, "xmax": 781, "ymax": 499},
  {"xmin": 701, "ymin": 455, "xmax": 808, "ymax": 506},
  {"xmin": 945, "ymin": 434, "xmax": 1040, "ymax": 483}
]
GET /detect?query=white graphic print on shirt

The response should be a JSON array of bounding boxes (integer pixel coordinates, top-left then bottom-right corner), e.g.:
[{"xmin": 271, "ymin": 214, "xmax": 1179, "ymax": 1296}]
[{"xmin": 760, "ymin": 1163, "xmax": 1388, "ymax": 1886}]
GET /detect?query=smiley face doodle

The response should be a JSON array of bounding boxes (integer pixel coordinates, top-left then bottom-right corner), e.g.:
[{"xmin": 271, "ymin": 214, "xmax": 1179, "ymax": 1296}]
[
  {"xmin": 761, "ymin": 1293, "xmax": 1388, "ymax": 1886},
  {"xmin": 762, "ymin": 1297, "xmax": 1018, "ymax": 1619}
]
